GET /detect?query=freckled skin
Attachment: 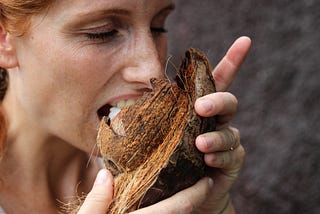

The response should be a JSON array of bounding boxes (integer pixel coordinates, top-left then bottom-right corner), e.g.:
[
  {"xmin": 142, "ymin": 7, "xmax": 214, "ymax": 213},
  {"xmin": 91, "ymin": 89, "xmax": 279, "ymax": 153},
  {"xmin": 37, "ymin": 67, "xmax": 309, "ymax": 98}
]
[{"xmin": 0, "ymin": 0, "xmax": 174, "ymax": 212}]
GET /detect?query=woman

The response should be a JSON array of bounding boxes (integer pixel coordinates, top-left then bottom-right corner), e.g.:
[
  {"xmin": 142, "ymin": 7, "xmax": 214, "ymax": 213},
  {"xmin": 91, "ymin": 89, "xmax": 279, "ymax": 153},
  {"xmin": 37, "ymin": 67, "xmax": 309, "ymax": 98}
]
[{"xmin": 0, "ymin": 0, "xmax": 251, "ymax": 213}]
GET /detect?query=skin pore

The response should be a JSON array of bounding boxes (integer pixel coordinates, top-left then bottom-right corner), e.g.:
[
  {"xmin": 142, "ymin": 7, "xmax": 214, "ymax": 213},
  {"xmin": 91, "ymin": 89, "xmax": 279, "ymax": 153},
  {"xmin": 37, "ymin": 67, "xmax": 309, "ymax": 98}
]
[{"xmin": 0, "ymin": 0, "xmax": 175, "ymax": 213}]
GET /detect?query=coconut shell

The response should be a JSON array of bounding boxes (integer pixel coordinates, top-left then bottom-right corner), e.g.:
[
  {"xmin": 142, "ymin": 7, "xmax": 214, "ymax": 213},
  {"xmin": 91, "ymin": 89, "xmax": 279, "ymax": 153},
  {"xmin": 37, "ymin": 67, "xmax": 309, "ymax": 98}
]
[{"xmin": 97, "ymin": 48, "xmax": 216, "ymax": 213}]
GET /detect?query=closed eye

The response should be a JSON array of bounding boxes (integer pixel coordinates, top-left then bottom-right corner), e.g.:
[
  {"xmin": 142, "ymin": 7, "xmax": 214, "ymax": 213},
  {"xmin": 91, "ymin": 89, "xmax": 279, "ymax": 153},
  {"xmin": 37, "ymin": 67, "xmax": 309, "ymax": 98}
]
[
  {"xmin": 150, "ymin": 27, "xmax": 168, "ymax": 34},
  {"xmin": 86, "ymin": 29, "xmax": 118, "ymax": 41},
  {"xmin": 150, "ymin": 27, "xmax": 168, "ymax": 38}
]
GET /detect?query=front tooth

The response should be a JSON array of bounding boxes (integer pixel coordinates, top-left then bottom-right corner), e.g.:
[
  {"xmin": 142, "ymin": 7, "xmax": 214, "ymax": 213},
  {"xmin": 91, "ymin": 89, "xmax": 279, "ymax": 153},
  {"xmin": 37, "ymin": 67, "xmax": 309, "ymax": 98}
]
[
  {"xmin": 116, "ymin": 100, "xmax": 126, "ymax": 108},
  {"xmin": 111, "ymin": 99, "xmax": 136, "ymax": 109},
  {"xmin": 126, "ymin": 99, "xmax": 135, "ymax": 106},
  {"xmin": 109, "ymin": 107, "xmax": 121, "ymax": 120}
]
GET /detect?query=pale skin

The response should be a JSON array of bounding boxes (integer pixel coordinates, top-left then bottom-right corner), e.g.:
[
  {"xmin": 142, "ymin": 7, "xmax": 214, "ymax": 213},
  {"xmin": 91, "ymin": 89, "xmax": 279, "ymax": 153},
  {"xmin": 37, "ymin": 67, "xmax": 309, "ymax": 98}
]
[{"xmin": 0, "ymin": 0, "xmax": 250, "ymax": 213}]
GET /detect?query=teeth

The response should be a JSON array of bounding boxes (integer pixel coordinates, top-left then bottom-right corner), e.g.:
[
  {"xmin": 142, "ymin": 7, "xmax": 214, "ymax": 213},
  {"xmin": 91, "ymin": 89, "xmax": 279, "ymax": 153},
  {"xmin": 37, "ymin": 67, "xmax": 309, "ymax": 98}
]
[
  {"xmin": 108, "ymin": 99, "xmax": 136, "ymax": 120},
  {"xmin": 116, "ymin": 100, "xmax": 126, "ymax": 108},
  {"xmin": 109, "ymin": 107, "xmax": 121, "ymax": 120},
  {"xmin": 112, "ymin": 99, "xmax": 136, "ymax": 108},
  {"xmin": 126, "ymin": 99, "xmax": 136, "ymax": 106}
]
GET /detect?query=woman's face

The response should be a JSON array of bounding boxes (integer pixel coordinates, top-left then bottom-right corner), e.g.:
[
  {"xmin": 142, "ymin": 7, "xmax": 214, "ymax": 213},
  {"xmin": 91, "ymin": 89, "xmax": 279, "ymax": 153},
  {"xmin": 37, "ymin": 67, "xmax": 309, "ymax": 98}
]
[{"xmin": 10, "ymin": 0, "xmax": 174, "ymax": 153}]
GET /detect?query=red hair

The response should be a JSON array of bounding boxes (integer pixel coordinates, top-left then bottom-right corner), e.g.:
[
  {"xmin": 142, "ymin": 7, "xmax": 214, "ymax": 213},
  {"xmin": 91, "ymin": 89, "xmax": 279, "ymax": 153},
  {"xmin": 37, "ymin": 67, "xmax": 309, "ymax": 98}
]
[
  {"xmin": 0, "ymin": 0, "xmax": 54, "ymax": 35},
  {"xmin": 0, "ymin": 1, "xmax": 54, "ymax": 155},
  {"xmin": 0, "ymin": 105, "xmax": 6, "ymax": 157},
  {"xmin": 0, "ymin": 68, "xmax": 7, "ymax": 157}
]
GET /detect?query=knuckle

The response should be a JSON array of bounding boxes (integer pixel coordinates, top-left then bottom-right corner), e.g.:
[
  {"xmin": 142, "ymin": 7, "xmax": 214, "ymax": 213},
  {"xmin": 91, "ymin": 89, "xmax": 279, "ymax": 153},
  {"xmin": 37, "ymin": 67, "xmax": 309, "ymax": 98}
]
[
  {"xmin": 219, "ymin": 152, "xmax": 228, "ymax": 168},
  {"xmin": 225, "ymin": 128, "xmax": 237, "ymax": 147},
  {"xmin": 237, "ymin": 145, "xmax": 246, "ymax": 160},
  {"xmin": 179, "ymin": 197, "xmax": 195, "ymax": 214},
  {"xmin": 231, "ymin": 127, "xmax": 240, "ymax": 139},
  {"xmin": 229, "ymin": 93, "xmax": 238, "ymax": 107},
  {"xmin": 224, "ymin": 152, "xmax": 230, "ymax": 166},
  {"xmin": 224, "ymin": 92, "xmax": 238, "ymax": 112},
  {"xmin": 227, "ymin": 127, "xmax": 241, "ymax": 146}
]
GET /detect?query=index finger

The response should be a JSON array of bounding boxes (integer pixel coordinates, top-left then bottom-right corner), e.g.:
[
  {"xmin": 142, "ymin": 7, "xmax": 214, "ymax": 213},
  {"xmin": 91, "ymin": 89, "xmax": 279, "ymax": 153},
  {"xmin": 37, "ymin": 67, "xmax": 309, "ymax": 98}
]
[{"xmin": 213, "ymin": 36, "xmax": 251, "ymax": 92}]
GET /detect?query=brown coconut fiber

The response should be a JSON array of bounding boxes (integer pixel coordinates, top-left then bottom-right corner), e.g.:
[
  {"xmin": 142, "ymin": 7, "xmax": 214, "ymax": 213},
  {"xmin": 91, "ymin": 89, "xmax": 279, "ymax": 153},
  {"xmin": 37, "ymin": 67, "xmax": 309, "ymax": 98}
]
[{"xmin": 97, "ymin": 48, "xmax": 216, "ymax": 213}]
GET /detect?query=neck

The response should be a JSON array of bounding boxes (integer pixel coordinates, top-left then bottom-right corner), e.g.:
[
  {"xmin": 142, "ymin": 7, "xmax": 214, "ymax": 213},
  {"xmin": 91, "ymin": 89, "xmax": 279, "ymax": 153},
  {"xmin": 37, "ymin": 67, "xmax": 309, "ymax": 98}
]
[{"xmin": 0, "ymin": 85, "xmax": 100, "ymax": 213}]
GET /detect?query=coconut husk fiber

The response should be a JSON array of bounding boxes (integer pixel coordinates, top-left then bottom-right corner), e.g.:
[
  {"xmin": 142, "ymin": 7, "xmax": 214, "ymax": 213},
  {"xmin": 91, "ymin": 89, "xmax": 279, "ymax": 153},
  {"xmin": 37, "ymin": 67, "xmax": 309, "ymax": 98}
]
[{"xmin": 97, "ymin": 48, "xmax": 216, "ymax": 214}]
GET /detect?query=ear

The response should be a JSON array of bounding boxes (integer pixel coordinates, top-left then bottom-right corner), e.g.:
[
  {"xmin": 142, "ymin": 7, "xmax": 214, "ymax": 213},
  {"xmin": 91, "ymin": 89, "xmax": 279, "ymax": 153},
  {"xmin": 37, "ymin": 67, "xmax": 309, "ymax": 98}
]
[{"xmin": 0, "ymin": 23, "xmax": 18, "ymax": 69}]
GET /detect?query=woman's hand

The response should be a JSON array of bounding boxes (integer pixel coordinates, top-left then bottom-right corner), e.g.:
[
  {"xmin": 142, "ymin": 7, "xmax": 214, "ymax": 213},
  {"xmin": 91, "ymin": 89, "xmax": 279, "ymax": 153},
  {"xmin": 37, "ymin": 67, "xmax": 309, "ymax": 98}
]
[
  {"xmin": 79, "ymin": 37, "xmax": 251, "ymax": 214},
  {"xmin": 132, "ymin": 36, "xmax": 251, "ymax": 214},
  {"xmin": 191, "ymin": 36, "xmax": 251, "ymax": 213}
]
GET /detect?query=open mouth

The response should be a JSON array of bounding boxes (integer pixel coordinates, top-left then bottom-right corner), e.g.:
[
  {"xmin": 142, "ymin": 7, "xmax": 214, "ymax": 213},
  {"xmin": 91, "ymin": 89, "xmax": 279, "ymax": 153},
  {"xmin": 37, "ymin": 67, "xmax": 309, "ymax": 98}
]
[
  {"xmin": 97, "ymin": 104, "xmax": 111, "ymax": 121},
  {"xmin": 97, "ymin": 99, "xmax": 136, "ymax": 122}
]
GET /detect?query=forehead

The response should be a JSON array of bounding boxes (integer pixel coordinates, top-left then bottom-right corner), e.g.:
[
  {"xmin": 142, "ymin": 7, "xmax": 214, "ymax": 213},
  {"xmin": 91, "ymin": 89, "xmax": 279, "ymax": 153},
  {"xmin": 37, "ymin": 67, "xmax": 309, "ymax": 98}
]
[{"xmin": 47, "ymin": 0, "xmax": 174, "ymax": 18}]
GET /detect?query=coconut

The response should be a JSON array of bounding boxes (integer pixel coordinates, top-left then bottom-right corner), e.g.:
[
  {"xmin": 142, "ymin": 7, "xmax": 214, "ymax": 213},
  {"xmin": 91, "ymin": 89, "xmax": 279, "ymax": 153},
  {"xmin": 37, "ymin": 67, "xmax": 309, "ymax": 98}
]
[{"xmin": 97, "ymin": 48, "xmax": 216, "ymax": 214}]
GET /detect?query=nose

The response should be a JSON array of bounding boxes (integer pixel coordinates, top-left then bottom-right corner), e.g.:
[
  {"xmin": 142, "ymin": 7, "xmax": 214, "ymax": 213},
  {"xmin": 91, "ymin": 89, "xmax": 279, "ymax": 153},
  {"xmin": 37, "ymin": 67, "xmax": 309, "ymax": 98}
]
[{"xmin": 121, "ymin": 30, "xmax": 165, "ymax": 88}]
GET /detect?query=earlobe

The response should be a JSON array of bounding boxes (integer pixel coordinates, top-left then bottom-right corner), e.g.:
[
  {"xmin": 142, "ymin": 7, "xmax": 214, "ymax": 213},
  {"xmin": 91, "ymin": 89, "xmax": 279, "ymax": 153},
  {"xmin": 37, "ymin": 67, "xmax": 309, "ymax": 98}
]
[{"xmin": 0, "ymin": 24, "xmax": 18, "ymax": 69}]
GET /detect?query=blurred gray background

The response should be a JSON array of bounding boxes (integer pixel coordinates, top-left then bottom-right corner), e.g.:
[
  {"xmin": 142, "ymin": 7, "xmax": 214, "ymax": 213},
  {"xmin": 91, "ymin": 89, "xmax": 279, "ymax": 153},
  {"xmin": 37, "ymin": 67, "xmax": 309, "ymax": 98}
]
[{"xmin": 167, "ymin": 1, "xmax": 320, "ymax": 213}]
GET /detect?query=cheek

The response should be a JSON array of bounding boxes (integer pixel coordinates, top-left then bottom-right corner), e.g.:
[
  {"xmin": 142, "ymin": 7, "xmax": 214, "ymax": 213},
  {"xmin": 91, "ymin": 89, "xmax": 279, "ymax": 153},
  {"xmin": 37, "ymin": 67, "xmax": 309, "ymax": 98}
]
[
  {"xmin": 45, "ymin": 48, "xmax": 113, "ymax": 122},
  {"xmin": 15, "ymin": 37, "xmax": 117, "ymax": 151}
]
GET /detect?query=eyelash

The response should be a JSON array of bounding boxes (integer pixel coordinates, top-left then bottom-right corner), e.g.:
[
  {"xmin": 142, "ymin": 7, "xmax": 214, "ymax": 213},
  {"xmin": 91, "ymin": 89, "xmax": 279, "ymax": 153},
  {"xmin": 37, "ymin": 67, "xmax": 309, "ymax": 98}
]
[
  {"xmin": 85, "ymin": 27, "xmax": 168, "ymax": 41},
  {"xmin": 86, "ymin": 29, "xmax": 118, "ymax": 41},
  {"xmin": 150, "ymin": 27, "xmax": 168, "ymax": 34}
]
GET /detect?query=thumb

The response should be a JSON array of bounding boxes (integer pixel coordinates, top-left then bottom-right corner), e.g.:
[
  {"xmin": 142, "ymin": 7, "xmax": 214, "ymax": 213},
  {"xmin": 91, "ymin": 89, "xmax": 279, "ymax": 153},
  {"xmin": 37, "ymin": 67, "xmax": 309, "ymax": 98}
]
[{"xmin": 77, "ymin": 169, "xmax": 114, "ymax": 214}]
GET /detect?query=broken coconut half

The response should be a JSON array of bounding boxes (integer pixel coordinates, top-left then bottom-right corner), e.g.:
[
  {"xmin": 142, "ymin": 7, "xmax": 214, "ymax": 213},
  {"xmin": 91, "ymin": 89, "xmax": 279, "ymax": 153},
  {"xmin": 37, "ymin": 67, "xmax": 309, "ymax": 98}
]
[{"xmin": 97, "ymin": 48, "xmax": 216, "ymax": 214}]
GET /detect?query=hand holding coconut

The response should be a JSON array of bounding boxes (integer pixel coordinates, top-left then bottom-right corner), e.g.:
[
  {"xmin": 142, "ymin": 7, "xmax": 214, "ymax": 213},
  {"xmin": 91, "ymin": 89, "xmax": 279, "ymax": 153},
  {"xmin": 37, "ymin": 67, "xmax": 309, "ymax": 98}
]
[
  {"xmin": 80, "ymin": 36, "xmax": 251, "ymax": 214},
  {"xmin": 0, "ymin": 0, "xmax": 250, "ymax": 212},
  {"xmin": 192, "ymin": 36, "xmax": 251, "ymax": 213}
]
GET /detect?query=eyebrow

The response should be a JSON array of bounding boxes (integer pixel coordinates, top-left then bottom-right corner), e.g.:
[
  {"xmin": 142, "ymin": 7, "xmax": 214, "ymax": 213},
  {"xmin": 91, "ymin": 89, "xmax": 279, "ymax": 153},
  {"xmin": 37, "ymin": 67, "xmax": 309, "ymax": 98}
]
[
  {"xmin": 61, "ymin": 8, "xmax": 130, "ymax": 32},
  {"xmin": 75, "ymin": 2, "xmax": 175, "ymax": 19},
  {"xmin": 78, "ymin": 8, "xmax": 131, "ymax": 19},
  {"xmin": 62, "ymin": 2, "xmax": 176, "ymax": 31}
]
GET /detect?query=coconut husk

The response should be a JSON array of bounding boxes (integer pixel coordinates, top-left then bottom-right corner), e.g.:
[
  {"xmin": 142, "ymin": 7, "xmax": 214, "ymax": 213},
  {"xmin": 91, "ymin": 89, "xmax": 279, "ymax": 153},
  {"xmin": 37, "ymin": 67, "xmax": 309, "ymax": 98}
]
[{"xmin": 97, "ymin": 48, "xmax": 216, "ymax": 213}]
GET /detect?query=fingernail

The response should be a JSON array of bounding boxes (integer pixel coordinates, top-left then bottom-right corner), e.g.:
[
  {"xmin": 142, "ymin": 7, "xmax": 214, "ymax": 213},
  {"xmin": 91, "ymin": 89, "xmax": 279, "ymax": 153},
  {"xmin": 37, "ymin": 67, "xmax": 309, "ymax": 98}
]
[
  {"xmin": 196, "ymin": 135, "xmax": 211, "ymax": 151},
  {"xmin": 197, "ymin": 135, "xmax": 207, "ymax": 145},
  {"xmin": 197, "ymin": 99, "xmax": 212, "ymax": 113},
  {"xmin": 94, "ymin": 169, "xmax": 109, "ymax": 185}
]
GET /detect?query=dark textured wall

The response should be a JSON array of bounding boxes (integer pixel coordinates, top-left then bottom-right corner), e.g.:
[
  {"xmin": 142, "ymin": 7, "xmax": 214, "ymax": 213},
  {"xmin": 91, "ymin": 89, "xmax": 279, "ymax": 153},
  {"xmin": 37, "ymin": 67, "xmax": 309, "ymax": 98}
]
[{"xmin": 167, "ymin": 1, "xmax": 320, "ymax": 213}]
